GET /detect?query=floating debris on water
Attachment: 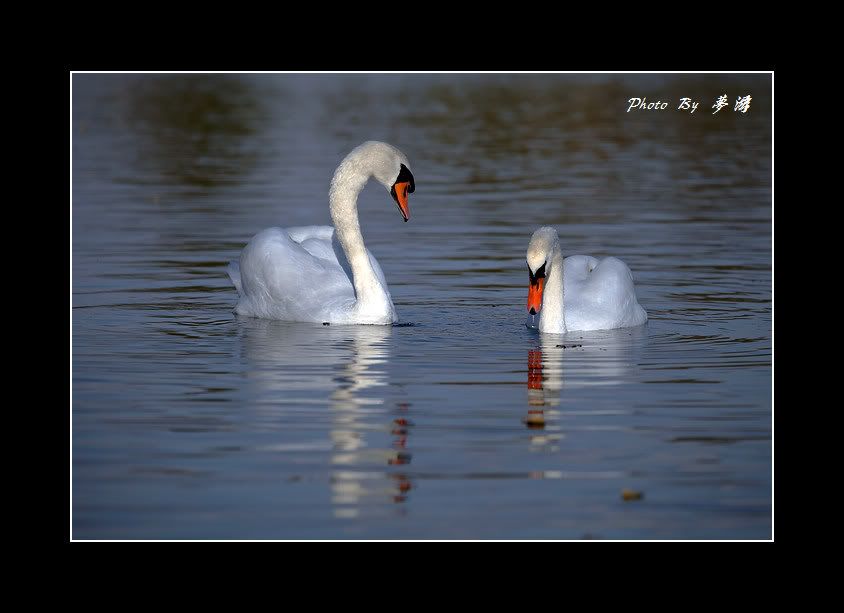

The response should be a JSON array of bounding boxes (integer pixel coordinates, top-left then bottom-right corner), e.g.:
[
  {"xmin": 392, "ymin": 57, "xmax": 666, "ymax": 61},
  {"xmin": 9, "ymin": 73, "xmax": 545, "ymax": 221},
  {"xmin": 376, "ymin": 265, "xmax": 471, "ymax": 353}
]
[
  {"xmin": 556, "ymin": 344, "xmax": 582, "ymax": 349},
  {"xmin": 621, "ymin": 489, "xmax": 644, "ymax": 501},
  {"xmin": 388, "ymin": 452, "xmax": 413, "ymax": 465},
  {"xmin": 322, "ymin": 322, "xmax": 330, "ymax": 326}
]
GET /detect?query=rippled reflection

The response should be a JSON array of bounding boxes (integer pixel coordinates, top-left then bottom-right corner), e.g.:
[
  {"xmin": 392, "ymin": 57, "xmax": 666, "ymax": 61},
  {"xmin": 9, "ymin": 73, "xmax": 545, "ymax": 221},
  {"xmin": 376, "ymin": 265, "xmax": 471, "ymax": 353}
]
[
  {"xmin": 524, "ymin": 338, "xmax": 563, "ymax": 451},
  {"xmin": 546, "ymin": 326, "xmax": 647, "ymax": 387},
  {"xmin": 238, "ymin": 320, "xmax": 412, "ymax": 515},
  {"xmin": 524, "ymin": 329, "xmax": 649, "ymax": 449}
]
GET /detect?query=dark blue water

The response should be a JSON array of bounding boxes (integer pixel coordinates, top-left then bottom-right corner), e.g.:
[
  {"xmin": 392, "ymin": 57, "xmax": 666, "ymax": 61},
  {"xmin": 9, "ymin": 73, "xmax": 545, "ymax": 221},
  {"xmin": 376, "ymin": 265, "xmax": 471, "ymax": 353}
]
[{"xmin": 72, "ymin": 73, "xmax": 772, "ymax": 539}]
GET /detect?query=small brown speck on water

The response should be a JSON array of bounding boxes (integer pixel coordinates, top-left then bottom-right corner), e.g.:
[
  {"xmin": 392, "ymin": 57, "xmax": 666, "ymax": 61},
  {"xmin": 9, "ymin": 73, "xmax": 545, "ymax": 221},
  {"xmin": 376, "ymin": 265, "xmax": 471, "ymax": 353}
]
[{"xmin": 621, "ymin": 489, "xmax": 644, "ymax": 501}]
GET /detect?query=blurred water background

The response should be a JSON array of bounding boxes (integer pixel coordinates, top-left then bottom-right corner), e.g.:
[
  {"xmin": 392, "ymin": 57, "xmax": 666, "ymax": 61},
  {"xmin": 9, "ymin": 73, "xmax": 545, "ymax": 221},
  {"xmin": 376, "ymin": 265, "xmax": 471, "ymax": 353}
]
[{"xmin": 72, "ymin": 73, "xmax": 772, "ymax": 539}]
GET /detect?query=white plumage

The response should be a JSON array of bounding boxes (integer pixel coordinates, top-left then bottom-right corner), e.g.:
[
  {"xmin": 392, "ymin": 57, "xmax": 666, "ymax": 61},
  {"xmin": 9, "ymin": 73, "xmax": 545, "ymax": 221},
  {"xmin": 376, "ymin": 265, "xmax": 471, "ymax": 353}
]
[
  {"xmin": 228, "ymin": 141, "xmax": 414, "ymax": 325},
  {"xmin": 526, "ymin": 226, "xmax": 647, "ymax": 334}
]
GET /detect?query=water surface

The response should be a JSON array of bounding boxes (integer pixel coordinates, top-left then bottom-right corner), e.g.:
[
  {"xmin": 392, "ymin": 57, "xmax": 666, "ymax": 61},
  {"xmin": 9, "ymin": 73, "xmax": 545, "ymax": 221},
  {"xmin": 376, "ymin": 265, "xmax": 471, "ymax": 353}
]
[{"xmin": 72, "ymin": 74, "xmax": 772, "ymax": 539}]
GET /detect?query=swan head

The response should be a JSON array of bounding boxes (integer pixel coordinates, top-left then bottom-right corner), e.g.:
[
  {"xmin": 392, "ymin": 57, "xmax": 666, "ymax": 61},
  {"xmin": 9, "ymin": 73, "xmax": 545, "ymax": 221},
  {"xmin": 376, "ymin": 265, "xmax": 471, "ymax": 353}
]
[
  {"xmin": 336, "ymin": 141, "xmax": 416, "ymax": 222},
  {"xmin": 388, "ymin": 161, "xmax": 415, "ymax": 223},
  {"xmin": 526, "ymin": 226, "xmax": 559, "ymax": 317}
]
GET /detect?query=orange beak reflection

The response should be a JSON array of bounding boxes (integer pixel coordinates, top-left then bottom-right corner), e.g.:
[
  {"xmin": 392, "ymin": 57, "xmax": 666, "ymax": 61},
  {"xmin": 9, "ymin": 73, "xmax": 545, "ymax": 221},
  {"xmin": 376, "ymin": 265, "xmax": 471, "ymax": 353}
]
[
  {"xmin": 528, "ymin": 278, "xmax": 544, "ymax": 315},
  {"xmin": 391, "ymin": 181, "xmax": 411, "ymax": 222}
]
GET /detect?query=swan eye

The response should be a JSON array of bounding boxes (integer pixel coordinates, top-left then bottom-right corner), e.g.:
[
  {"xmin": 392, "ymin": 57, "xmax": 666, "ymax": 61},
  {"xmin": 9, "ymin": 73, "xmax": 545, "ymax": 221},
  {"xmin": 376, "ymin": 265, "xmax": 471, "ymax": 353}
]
[
  {"xmin": 528, "ymin": 262, "xmax": 546, "ymax": 285},
  {"xmin": 396, "ymin": 163, "xmax": 415, "ymax": 193}
]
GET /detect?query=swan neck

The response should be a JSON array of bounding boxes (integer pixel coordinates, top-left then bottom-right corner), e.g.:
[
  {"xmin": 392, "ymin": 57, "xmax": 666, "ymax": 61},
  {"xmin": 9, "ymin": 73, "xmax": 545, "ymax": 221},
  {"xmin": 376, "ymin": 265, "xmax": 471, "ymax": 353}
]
[
  {"xmin": 540, "ymin": 240, "xmax": 566, "ymax": 333},
  {"xmin": 329, "ymin": 163, "xmax": 388, "ymax": 308}
]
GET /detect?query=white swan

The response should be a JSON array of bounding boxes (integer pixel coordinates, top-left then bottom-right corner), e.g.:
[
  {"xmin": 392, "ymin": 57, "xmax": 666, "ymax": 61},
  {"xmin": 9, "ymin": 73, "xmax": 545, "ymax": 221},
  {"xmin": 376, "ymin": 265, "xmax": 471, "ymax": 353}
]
[
  {"xmin": 227, "ymin": 141, "xmax": 415, "ymax": 325},
  {"xmin": 525, "ymin": 226, "xmax": 647, "ymax": 334}
]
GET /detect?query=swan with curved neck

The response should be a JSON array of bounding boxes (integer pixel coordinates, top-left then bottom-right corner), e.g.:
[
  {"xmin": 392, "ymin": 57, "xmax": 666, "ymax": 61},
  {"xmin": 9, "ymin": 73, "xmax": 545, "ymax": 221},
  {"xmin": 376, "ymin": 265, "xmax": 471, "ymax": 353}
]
[
  {"xmin": 526, "ymin": 226, "xmax": 647, "ymax": 334},
  {"xmin": 228, "ymin": 141, "xmax": 416, "ymax": 325}
]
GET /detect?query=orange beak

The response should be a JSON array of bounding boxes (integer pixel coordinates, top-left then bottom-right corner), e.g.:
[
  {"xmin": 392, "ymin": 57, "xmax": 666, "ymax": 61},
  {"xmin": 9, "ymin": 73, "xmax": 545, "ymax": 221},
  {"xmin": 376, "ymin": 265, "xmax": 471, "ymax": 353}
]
[
  {"xmin": 391, "ymin": 181, "xmax": 411, "ymax": 222},
  {"xmin": 527, "ymin": 278, "xmax": 544, "ymax": 315}
]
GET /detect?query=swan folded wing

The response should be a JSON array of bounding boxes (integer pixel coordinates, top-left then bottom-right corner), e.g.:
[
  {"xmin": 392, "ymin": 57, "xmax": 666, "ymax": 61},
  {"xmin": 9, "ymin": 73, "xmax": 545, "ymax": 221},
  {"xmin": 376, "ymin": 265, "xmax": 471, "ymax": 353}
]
[
  {"xmin": 284, "ymin": 225, "xmax": 344, "ymax": 266},
  {"xmin": 283, "ymin": 225, "xmax": 389, "ymax": 290},
  {"xmin": 286, "ymin": 225, "xmax": 336, "ymax": 246},
  {"xmin": 590, "ymin": 257, "xmax": 642, "ymax": 320},
  {"xmin": 562, "ymin": 255, "xmax": 600, "ymax": 284},
  {"xmin": 235, "ymin": 227, "xmax": 355, "ymax": 321},
  {"xmin": 564, "ymin": 255, "xmax": 647, "ymax": 330}
]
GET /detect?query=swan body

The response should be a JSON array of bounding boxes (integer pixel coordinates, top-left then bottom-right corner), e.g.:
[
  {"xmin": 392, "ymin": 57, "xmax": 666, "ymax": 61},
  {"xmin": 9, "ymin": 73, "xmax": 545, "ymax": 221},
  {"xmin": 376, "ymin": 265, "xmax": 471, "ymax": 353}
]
[
  {"xmin": 228, "ymin": 141, "xmax": 415, "ymax": 325},
  {"xmin": 526, "ymin": 226, "xmax": 647, "ymax": 334}
]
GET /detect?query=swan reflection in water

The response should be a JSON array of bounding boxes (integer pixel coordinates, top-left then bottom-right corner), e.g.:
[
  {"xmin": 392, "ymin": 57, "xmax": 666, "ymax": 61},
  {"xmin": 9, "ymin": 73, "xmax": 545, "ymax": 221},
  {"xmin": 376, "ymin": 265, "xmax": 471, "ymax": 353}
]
[
  {"xmin": 524, "ymin": 327, "xmax": 647, "ymax": 449},
  {"xmin": 525, "ymin": 337, "xmax": 564, "ymax": 451},
  {"xmin": 237, "ymin": 319, "xmax": 412, "ymax": 516}
]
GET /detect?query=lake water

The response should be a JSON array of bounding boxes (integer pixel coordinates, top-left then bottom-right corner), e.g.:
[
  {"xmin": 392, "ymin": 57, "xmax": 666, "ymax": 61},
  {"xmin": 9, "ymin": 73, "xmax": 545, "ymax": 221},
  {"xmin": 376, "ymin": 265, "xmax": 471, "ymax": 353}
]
[{"xmin": 71, "ymin": 73, "xmax": 773, "ymax": 540}]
